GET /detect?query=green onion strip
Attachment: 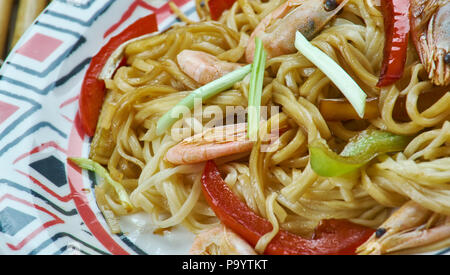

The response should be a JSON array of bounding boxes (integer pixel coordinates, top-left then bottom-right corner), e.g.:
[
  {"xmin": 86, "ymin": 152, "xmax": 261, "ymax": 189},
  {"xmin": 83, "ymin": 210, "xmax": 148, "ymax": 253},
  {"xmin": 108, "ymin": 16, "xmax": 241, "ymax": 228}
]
[
  {"xmin": 294, "ymin": 31, "xmax": 367, "ymax": 118},
  {"xmin": 156, "ymin": 64, "xmax": 252, "ymax": 136},
  {"xmin": 248, "ymin": 37, "xmax": 267, "ymax": 141}
]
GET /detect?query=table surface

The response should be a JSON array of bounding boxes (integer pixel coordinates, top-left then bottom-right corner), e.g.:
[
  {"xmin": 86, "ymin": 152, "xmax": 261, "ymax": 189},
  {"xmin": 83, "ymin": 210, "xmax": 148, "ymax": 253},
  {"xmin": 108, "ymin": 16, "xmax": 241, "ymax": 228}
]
[{"xmin": 1, "ymin": 0, "xmax": 51, "ymax": 62}]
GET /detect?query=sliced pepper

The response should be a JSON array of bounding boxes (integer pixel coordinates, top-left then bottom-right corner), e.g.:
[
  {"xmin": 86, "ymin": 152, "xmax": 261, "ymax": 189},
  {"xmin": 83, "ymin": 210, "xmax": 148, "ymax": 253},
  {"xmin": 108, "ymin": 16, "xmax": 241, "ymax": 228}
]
[
  {"xmin": 319, "ymin": 98, "xmax": 380, "ymax": 121},
  {"xmin": 309, "ymin": 129, "xmax": 412, "ymax": 177},
  {"xmin": 79, "ymin": 14, "xmax": 158, "ymax": 137},
  {"xmin": 377, "ymin": 0, "xmax": 410, "ymax": 87},
  {"xmin": 201, "ymin": 160, "xmax": 375, "ymax": 255},
  {"xmin": 208, "ymin": 0, "xmax": 237, "ymax": 20},
  {"xmin": 319, "ymin": 97, "xmax": 410, "ymax": 122}
]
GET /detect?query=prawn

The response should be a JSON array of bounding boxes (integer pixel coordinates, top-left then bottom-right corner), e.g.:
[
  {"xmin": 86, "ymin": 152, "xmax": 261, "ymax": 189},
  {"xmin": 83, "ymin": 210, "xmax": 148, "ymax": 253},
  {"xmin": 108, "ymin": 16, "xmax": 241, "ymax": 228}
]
[
  {"xmin": 411, "ymin": 0, "xmax": 450, "ymax": 86},
  {"xmin": 190, "ymin": 225, "xmax": 257, "ymax": 255},
  {"xmin": 166, "ymin": 123, "xmax": 252, "ymax": 165},
  {"xmin": 245, "ymin": 0, "xmax": 349, "ymax": 63},
  {"xmin": 165, "ymin": 123, "xmax": 282, "ymax": 165},
  {"xmin": 357, "ymin": 201, "xmax": 450, "ymax": 255},
  {"xmin": 177, "ymin": 50, "xmax": 243, "ymax": 85}
]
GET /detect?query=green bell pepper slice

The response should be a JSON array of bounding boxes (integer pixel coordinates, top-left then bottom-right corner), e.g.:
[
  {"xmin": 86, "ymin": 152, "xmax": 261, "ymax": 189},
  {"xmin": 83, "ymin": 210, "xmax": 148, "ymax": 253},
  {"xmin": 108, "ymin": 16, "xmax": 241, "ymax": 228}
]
[{"xmin": 309, "ymin": 129, "xmax": 412, "ymax": 177}]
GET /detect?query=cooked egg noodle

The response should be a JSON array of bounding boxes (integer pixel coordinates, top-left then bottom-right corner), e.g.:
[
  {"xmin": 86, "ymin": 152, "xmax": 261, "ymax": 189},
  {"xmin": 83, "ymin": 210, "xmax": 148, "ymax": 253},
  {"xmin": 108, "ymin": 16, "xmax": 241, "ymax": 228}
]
[{"xmin": 89, "ymin": 0, "xmax": 450, "ymax": 254}]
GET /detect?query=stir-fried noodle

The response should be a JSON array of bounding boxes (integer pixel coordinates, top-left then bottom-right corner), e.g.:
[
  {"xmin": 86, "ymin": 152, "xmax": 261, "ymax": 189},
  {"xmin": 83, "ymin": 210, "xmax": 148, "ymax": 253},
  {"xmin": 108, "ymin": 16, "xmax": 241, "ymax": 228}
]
[{"xmin": 87, "ymin": 0, "xmax": 449, "ymax": 254}]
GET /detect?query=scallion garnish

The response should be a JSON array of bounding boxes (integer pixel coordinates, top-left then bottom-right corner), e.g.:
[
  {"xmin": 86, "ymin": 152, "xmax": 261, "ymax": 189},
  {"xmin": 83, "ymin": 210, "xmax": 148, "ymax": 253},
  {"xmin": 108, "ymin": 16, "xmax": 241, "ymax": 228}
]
[
  {"xmin": 248, "ymin": 37, "xmax": 267, "ymax": 141},
  {"xmin": 156, "ymin": 64, "xmax": 252, "ymax": 136},
  {"xmin": 69, "ymin": 158, "xmax": 133, "ymax": 211},
  {"xmin": 294, "ymin": 31, "xmax": 367, "ymax": 118}
]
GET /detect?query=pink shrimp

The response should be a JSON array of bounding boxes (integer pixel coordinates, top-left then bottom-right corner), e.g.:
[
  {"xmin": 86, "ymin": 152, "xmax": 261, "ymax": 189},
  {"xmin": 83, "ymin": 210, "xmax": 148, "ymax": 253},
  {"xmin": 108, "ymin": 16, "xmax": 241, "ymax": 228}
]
[
  {"xmin": 245, "ymin": 0, "xmax": 349, "ymax": 63},
  {"xmin": 166, "ymin": 123, "xmax": 253, "ymax": 165},
  {"xmin": 165, "ymin": 123, "xmax": 283, "ymax": 165},
  {"xmin": 177, "ymin": 50, "xmax": 243, "ymax": 85}
]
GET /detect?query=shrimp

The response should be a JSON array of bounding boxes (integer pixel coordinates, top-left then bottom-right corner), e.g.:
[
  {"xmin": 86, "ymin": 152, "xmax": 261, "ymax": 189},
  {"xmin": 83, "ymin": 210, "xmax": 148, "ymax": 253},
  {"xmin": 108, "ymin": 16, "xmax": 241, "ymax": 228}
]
[
  {"xmin": 166, "ymin": 123, "xmax": 253, "ymax": 165},
  {"xmin": 357, "ymin": 201, "xmax": 450, "ymax": 255},
  {"xmin": 177, "ymin": 50, "xmax": 243, "ymax": 85},
  {"xmin": 411, "ymin": 0, "xmax": 450, "ymax": 86},
  {"xmin": 190, "ymin": 225, "xmax": 257, "ymax": 255},
  {"xmin": 165, "ymin": 123, "xmax": 282, "ymax": 165},
  {"xmin": 245, "ymin": 0, "xmax": 349, "ymax": 63}
]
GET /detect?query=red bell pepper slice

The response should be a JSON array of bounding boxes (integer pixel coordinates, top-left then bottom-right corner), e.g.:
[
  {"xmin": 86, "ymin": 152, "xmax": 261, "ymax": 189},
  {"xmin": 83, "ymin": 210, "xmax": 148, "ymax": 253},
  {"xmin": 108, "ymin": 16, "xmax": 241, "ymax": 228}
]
[
  {"xmin": 79, "ymin": 13, "xmax": 158, "ymax": 137},
  {"xmin": 208, "ymin": 0, "xmax": 237, "ymax": 20},
  {"xmin": 201, "ymin": 160, "xmax": 375, "ymax": 255},
  {"xmin": 376, "ymin": 0, "xmax": 410, "ymax": 87}
]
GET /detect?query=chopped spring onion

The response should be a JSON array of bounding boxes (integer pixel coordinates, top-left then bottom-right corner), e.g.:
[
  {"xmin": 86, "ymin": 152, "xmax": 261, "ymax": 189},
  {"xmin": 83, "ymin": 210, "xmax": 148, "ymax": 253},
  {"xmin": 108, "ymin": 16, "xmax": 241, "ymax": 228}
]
[
  {"xmin": 248, "ymin": 37, "xmax": 267, "ymax": 141},
  {"xmin": 294, "ymin": 31, "xmax": 367, "ymax": 118},
  {"xmin": 309, "ymin": 129, "xmax": 412, "ymax": 177},
  {"xmin": 156, "ymin": 64, "xmax": 252, "ymax": 136},
  {"xmin": 69, "ymin": 158, "xmax": 133, "ymax": 211}
]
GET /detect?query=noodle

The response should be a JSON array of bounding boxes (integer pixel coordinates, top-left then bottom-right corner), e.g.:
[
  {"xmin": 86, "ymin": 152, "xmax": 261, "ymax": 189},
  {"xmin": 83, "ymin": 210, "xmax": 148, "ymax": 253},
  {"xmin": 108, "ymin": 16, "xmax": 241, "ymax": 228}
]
[{"xmin": 89, "ymin": 0, "xmax": 450, "ymax": 254}]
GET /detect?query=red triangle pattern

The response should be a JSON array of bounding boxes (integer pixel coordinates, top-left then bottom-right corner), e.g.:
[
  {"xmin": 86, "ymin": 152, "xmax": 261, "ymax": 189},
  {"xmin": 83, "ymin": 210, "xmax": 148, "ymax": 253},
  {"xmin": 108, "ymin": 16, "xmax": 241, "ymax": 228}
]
[{"xmin": 0, "ymin": 101, "xmax": 19, "ymax": 125}]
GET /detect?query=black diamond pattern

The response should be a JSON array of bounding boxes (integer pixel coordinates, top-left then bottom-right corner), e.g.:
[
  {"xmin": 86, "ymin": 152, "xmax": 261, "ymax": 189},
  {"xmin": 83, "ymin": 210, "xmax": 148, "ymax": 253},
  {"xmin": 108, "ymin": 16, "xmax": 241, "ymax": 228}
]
[{"xmin": 30, "ymin": 155, "xmax": 67, "ymax": 187}]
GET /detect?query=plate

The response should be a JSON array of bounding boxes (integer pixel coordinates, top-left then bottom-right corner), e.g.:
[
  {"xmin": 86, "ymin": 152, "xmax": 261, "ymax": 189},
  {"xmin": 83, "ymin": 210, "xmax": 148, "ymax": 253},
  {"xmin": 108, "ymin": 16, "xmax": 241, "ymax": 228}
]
[
  {"xmin": 0, "ymin": 0, "xmax": 448, "ymax": 256},
  {"xmin": 0, "ymin": 0, "xmax": 198, "ymax": 255}
]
